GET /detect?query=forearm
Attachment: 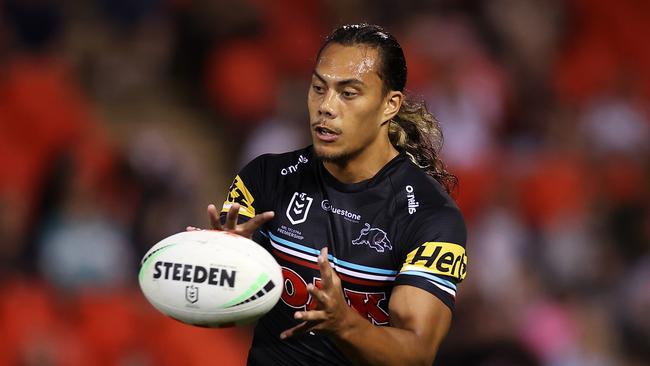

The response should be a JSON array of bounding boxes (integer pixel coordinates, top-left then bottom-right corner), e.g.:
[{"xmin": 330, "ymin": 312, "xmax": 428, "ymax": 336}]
[
  {"xmin": 330, "ymin": 308, "xmax": 441, "ymax": 366},
  {"xmin": 284, "ymin": 252, "xmax": 453, "ymax": 364}
]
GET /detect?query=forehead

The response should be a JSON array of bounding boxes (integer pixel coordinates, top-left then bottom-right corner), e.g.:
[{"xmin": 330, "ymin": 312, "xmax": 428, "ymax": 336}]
[{"xmin": 315, "ymin": 44, "xmax": 381, "ymax": 83}]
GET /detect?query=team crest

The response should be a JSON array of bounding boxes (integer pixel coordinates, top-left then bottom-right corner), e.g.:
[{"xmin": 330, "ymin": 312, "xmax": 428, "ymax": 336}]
[
  {"xmin": 352, "ymin": 223, "xmax": 392, "ymax": 253},
  {"xmin": 286, "ymin": 192, "xmax": 313, "ymax": 225},
  {"xmin": 186, "ymin": 285, "xmax": 199, "ymax": 304},
  {"xmin": 222, "ymin": 175, "xmax": 256, "ymax": 218}
]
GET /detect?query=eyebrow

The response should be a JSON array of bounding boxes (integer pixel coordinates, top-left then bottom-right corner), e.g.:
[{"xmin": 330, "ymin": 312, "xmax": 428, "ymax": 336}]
[{"xmin": 312, "ymin": 71, "xmax": 366, "ymax": 88}]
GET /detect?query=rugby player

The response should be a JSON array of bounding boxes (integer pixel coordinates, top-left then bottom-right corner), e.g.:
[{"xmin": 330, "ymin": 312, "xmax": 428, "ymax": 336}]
[{"xmin": 199, "ymin": 24, "xmax": 467, "ymax": 365}]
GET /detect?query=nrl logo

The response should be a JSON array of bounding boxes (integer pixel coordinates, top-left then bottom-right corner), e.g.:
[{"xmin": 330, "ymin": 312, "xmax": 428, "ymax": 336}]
[
  {"xmin": 185, "ymin": 285, "xmax": 199, "ymax": 304},
  {"xmin": 286, "ymin": 192, "xmax": 313, "ymax": 225}
]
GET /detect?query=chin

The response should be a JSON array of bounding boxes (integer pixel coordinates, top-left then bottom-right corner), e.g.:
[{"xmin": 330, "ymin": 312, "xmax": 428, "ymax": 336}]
[
  {"xmin": 314, "ymin": 144, "xmax": 342, "ymax": 162},
  {"xmin": 314, "ymin": 144, "xmax": 338, "ymax": 160},
  {"xmin": 314, "ymin": 143, "xmax": 360, "ymax": 165}
]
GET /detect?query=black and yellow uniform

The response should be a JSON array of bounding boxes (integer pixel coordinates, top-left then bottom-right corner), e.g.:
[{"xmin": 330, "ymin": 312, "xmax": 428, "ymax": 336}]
[{"xmin": 221, "ymin": 146, "xmax": 467, "ymax": 366}]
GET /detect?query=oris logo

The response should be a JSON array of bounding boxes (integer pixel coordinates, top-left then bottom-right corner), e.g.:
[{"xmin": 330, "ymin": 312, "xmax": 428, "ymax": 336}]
[
  {"xmin": 281, "ymin": 155, "xmax": 308, "ymax": 175},
  {"xmin": 405, "ymin": 185, "xmax": 419, "ymax": 214}
]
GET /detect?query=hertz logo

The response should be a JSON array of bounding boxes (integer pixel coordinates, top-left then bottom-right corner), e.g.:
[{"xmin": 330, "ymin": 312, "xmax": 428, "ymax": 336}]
[
  {"xmin": 401, "ymin": 242, "xmax": 467, "ymax": 281},
  {"xmin": 222, "ymin": 175, "xmax": 256, "ymax": 218}
]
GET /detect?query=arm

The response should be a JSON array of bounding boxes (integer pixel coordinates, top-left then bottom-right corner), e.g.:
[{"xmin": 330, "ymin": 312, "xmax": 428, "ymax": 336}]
[
  {"xmin": 281, "ymin": 248, "xmax": 452, "ymax": 366},
  {"xmin": 335, "ymin": 285, "xmax": 452, "ymax": 366}
]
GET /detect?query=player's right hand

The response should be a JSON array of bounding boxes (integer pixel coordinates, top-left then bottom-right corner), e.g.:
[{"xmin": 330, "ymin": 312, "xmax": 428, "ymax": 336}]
[{"xmin": 186, "ymin": 203, "xmax": 274, "ymax": 240}]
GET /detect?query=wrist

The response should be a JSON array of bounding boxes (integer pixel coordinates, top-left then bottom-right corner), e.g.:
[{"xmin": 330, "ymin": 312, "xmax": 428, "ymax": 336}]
[{"xmin": 332, "ymin": 306, "xmax": 370, "ymax": 342}]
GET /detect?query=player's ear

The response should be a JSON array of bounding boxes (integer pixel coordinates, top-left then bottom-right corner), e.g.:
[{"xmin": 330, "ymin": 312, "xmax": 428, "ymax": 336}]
[{"xmin": 382, "ymin": 91, "xmax": 403, "ymax": 123}]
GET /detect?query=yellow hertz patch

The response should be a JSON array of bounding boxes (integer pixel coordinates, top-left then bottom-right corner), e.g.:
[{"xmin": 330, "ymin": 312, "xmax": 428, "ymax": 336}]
[
  {"xmin": 401, "ymin": 242, "xmax": 467, "ymax": 282},
  {"xmin": 222, "ymin": 175, "xmax": 256, "ymax": 218}
]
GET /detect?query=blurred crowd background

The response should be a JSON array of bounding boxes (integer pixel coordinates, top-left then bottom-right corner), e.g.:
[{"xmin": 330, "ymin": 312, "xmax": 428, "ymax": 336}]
[{"xmin": 1, "ymin": 0, "xmax": 649, "ymax": 365}]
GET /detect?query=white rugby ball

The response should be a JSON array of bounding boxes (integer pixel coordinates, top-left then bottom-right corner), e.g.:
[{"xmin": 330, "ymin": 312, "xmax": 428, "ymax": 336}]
[{"xmin": 138, "ymin": 230, "xmax": 282, "ymax": 327}]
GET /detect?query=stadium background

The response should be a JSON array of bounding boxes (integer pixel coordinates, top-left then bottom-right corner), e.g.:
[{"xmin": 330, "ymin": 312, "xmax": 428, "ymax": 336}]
[{"xmin": 1, "ymin": 0, "xmax": 649, "ymax": 365}]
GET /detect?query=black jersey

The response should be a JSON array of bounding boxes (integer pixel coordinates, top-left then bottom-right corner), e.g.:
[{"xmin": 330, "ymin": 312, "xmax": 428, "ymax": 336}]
[{"xmin": 221, "ymin": 146, "xmax": 467, "ymax": 366}]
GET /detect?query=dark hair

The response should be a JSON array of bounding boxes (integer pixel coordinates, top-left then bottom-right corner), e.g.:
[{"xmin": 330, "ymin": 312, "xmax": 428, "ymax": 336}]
[{"xmin": 317, "ymin": 24, "xmax": 457, "ymax": 193}]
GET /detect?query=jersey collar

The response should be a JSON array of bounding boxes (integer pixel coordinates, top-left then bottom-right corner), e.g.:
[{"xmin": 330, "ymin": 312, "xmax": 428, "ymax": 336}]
[{"xmin": 314, "ymin": 148, "xmax": 407, "ymax": 193}]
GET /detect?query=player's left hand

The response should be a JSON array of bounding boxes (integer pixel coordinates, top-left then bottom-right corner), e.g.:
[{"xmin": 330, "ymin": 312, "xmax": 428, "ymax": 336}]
[{"xmin": 280, "ymin": 247, "xmax": 356, "ymax": 340}]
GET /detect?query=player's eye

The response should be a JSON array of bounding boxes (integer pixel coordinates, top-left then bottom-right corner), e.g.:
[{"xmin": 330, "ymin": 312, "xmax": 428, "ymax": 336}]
[
  {"xmin": 341, "ymin": 90, "xmax": 358, "ymax": 99},
  {"xmin": 312, "ymin": 84, "xmax": 325, "ymax": 94}
]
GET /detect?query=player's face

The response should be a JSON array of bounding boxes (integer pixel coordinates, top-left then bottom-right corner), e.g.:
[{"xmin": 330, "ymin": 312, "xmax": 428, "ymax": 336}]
[{"xmin": 308, "ymin": 44, "xmax": 391, "ymax": 164}]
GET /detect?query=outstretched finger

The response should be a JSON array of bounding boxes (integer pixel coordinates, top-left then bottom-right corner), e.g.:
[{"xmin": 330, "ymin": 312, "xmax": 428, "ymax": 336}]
[
  {"xmin": 307, "ymin": 283, "xmax": 330, "ymax": 307},
  {"xmin": 280, "ymin": 321, "xmax": 313, "ymax": 340},
  {"xmin": 207, "ymin": 204, "xmax": 222, "ymax": 230},
  {"xmin": 294, "ymin": 309, "xmax": 328, "ymax": 322},
  {"xmin": 225, "ymin": 203, "xmax": 240, "ymax": 229},
  {"xmin": 318, "ymin": 247, "xmax": 335, "ymax": 286},
  {"xmin": 241, "ymin": 211, "xmax": 275, "ymax": 235}
]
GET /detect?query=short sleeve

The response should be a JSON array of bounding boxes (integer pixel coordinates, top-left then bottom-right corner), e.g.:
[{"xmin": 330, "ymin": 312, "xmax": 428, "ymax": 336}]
[
  {"xmin": 393, "ymin": 204, "xmax": 467, "ymax": 311},
  {"xmin": 221, "ymin": 155, "xmax": 271, "ymax": 222}
]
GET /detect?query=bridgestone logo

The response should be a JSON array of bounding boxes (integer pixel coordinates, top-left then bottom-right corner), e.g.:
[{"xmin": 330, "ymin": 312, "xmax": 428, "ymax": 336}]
[
  {"xmin": 321, "ymin": 200, "xmax": 361, "ymax": 221},
  {"xmin": 152, "ymin": 261, "xmax": 237, "ymax": 288}
]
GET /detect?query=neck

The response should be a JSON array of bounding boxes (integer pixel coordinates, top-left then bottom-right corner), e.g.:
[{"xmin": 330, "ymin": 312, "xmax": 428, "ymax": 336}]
[{"xmin": 323, "ymin": 137, "xmax": 399, "ymax": 184}]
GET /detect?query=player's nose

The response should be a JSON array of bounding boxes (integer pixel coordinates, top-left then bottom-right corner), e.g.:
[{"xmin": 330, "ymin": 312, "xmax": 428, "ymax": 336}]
[{"xmin": 318, "ymin": 90, "xmax": 337, "ymax": 118}]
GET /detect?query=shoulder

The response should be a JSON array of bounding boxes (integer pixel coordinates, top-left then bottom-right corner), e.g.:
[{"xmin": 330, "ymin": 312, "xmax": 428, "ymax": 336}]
[
  {"xmin": 389, "ymin": 158, "xmax": 461, "ymax": 217},
  {"xmin": 225, "ymin": 147, "xmax": 313, "ymax": 216},
  {"xmin": 390, "ymin": 159, "xmax": 466, "ymax": 246},
  {"xmin": 239, "ymin": 147, "xmax": 312, "ymax": 179},
  {"xmin": 239, "ymin": 146, "xmax": 313, "ymax": 178}
]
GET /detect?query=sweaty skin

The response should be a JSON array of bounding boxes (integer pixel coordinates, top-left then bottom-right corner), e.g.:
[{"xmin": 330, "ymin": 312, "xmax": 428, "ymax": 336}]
[
  {"xmin": 200, "ymin": 43, "xmax": 455, "ymax": 366},
  {"xmin": 281, "ymin": 248, "xmax": 452, "ymax": 366},
  {"xmin": 308, "ymin": 44, "xmax": 403, "ymax": 184},
  {"xmin": 276, "ymin": 44, "xmax": 453, "ymax": 365}
]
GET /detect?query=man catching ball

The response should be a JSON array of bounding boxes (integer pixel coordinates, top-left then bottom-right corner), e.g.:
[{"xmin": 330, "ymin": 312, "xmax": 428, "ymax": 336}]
[{"xmin": 203, "ymin": 23, "xmax": 467, "ymax": 366}]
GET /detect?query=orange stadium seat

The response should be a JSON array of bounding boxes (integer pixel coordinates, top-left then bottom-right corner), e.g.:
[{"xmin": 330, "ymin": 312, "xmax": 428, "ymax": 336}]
[
  {"xmin": 73, "ymin": 289, "xmax": 142, "ymax": 366},
  {"xmin": 519, "ymin": 153, "xmax": 592, "ymax": 227},
  {"xmin": 0, "ymin": 278, "xmax": 57, "ymax": 364},
  {"xmin": 146, "ymin": 313, "xmax": 253, "ymax": 366}
]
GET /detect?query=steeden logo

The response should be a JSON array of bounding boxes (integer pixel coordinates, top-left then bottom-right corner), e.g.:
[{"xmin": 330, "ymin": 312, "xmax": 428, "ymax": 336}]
[{"xmin": 286, "ymin": 192, "xmax": 314, "ymax": 225}]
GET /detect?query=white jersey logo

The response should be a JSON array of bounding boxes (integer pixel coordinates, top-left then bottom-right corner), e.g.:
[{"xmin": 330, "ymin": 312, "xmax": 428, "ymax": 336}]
[
  {"xmin": 286, "ymin": 192, "xmax": 314, "ymax": 225},
  {"xmin": 281, "ymin": 155, "xmax": 308, "ymax": 176},
  {"xmin": 321, "ymin": 200, "xmax": 361, "ymax": 223},
  {"xmin": 405, "ymin": 185, "xmax": 419, "ymax": 214},
  {"xmin": 352, "ymin": 223, "xmax": 392, "ymax": 253}
]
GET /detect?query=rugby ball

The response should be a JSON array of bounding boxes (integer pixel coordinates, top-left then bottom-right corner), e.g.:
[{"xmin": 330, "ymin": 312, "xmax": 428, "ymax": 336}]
[{"xmin": 138, "ymin": 230, "xmax": 282, "ymax": 327}]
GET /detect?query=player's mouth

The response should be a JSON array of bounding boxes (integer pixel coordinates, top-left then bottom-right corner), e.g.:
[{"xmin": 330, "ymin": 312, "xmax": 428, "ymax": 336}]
[{"xmin": 314, "ymin": 125, "xmax": 340, "ymax": 143}]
